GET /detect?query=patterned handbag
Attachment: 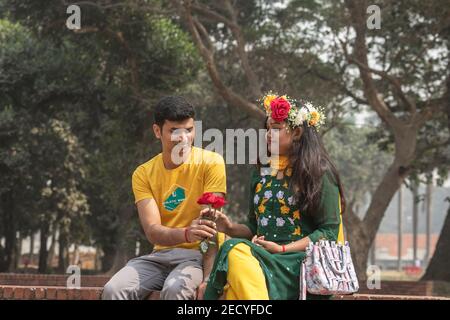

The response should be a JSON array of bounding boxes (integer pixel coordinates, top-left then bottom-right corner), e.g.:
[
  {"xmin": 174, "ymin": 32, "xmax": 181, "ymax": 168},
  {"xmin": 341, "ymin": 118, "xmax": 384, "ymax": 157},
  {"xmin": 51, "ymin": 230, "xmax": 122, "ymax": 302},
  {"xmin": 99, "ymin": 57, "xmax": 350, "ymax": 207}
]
[{"xmin": 299, "ymin": 240, "xmax": 359, "ymax": 299}]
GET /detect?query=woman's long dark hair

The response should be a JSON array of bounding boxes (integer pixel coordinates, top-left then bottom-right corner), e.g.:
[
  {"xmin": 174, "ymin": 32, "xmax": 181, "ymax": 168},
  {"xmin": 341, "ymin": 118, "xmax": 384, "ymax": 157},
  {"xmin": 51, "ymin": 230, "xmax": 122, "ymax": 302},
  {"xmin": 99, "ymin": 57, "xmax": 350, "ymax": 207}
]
[
  {"xmin": 259, "ymin": 117, "xmax": 346, "ymax": 216},
  {"xmin": 290, "ymin": 123, "xmax": 346, "ymax": 216}
]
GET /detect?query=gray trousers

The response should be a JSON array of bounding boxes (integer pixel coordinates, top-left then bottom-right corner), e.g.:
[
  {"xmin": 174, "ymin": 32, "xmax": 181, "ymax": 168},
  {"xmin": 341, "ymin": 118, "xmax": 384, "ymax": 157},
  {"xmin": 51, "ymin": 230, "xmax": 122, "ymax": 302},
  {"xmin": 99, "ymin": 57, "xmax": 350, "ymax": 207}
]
[{"xmin": 102, "ymin": 248, "xmax": 203, "ymax": 300}]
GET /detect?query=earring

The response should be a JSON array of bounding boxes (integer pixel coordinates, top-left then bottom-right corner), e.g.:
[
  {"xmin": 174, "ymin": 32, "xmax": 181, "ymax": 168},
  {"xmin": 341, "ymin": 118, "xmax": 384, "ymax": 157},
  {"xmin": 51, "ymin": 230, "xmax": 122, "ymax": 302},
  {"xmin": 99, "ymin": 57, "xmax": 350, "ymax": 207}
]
[{"xmin": 284, "ymin": 124, "xmax": 290, "ymax": 133}]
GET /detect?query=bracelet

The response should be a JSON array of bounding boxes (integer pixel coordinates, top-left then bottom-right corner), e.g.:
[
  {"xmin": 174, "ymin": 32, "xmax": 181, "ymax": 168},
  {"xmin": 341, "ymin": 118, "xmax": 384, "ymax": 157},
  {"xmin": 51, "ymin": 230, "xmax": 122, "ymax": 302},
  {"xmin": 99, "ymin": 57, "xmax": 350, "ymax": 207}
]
[
  {"xmin": 281, "ymin": 245, "xmax": 286, "ymax": 253},
  {"xmin": 185, "ymin": 227, "xmax": 191, "ymax": 243}
]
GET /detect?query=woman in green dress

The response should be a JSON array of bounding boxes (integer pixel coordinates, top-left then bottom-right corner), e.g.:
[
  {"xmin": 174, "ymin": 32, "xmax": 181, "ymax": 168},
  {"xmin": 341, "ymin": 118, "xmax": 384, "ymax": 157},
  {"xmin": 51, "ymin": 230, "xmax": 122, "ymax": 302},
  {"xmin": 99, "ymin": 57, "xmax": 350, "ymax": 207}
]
[{"xmin": 203, "ymin": 93, "xmax": 346, "ymax": 300}]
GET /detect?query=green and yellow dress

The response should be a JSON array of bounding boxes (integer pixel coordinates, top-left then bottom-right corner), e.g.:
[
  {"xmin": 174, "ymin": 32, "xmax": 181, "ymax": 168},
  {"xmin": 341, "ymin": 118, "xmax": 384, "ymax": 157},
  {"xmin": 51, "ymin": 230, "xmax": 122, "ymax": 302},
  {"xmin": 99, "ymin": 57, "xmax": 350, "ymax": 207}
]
[{"xmin": 204, "ymin": 160, "xmax": 343, "ymax": 300}]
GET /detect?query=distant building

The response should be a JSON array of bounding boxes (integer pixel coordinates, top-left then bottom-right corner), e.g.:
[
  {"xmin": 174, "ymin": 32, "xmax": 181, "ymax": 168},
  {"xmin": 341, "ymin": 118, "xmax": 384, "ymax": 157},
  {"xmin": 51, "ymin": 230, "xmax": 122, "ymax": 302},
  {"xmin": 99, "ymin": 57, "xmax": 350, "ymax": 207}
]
[{"xmin": 373, "ymin": 233, "xmax": 439, "ymax": 270}]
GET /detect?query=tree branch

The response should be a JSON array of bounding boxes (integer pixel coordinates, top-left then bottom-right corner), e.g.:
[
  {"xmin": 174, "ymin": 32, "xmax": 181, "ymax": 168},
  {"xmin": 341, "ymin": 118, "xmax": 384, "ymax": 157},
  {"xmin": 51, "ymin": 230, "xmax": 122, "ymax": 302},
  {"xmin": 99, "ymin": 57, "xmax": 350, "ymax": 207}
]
[
  {"xmin": 342, "ymin": 202, "xmax": 366, "ymax": 235},
  {"xmin": 189, "ymin": 0, "xmax": 262, "ymax": 98},
  {"xmin": 412, "ymin": 96, "xmax": 448, "ymax": 128},
  {"xmin": 344, "ymin": 0, "xmax": 403, "ymax": 128},
  {"xmin": 311, "ymin": 68, "xmax": 369, "ymax": 106},
  {"xmin": 347, "ymin": 55, "xmax": 417, "ymax": 115},
  {"xmin": 190, "ymin": 2, "xmax": 237, "ymax": 29},
  {"xmin": 223, "ymin": 0, "xmax": 262, "ymax": 98},
  {"xmin": 176, "ymin": 0, "xmax": 264, "ymax": 120}
]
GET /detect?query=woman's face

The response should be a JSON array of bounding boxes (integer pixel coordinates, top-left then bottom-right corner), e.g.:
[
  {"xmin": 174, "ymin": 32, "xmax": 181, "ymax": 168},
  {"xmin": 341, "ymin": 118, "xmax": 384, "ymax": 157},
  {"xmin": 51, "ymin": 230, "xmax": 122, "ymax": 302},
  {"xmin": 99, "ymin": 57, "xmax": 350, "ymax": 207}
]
[{"xmin": 266, "ymin": 117, "xmax": 295, "ymax": 156}]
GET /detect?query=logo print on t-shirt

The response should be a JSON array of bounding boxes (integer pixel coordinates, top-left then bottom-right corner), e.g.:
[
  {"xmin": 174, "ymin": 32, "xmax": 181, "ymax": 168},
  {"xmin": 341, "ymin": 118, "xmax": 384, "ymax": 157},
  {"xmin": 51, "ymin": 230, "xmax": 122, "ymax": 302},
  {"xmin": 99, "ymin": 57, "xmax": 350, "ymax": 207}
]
[{"xmin": 163, "ymin": 186, "xmax": 186, "ymax": 212}]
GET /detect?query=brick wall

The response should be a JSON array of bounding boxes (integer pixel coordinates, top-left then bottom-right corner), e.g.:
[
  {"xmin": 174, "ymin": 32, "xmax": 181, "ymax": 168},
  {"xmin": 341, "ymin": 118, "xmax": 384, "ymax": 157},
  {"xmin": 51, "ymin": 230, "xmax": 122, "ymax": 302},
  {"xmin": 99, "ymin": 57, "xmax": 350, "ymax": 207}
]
[
  {"xmin": 0, "ymin": 286, "xmax": 448, "ymax": 300},
  {"xmin": 0, "ymin": 274, "xmax": 436, "ymax": 296},
  {"xmin": 0, "ymin": 285, "xmax": 103, "ymax": 300},
  {"xmin": 0, "ymin": 273, "xmax": 109, "ymax": 287},
  {"xmin": 1, "ymin": 273, "xmax": 449, "ymax": 300},
  {"xmin": 358, "ymin": 280, "xmax": 433, "ymax": 296}
]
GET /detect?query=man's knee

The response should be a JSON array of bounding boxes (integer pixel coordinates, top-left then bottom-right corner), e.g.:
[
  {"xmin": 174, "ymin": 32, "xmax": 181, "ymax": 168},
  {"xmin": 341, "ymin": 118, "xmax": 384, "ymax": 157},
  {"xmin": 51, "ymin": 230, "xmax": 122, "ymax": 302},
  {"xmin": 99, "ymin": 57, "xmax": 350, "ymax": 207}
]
[
  {"xmin": 160, "ymin": 278, "xmax": 197, "ymax": 300},
  {"xmin": 102, "ymin": 278, "xmax": 137, "ymax": 300}
]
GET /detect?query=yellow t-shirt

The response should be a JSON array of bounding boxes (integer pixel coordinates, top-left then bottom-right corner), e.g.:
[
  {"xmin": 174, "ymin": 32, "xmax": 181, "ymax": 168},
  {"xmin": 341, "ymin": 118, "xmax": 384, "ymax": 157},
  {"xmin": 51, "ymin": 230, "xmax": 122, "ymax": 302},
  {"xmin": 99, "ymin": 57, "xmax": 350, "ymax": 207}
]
[{"xmin": 132, "ymin": 147, "xmax": 227, "ymax": 251}]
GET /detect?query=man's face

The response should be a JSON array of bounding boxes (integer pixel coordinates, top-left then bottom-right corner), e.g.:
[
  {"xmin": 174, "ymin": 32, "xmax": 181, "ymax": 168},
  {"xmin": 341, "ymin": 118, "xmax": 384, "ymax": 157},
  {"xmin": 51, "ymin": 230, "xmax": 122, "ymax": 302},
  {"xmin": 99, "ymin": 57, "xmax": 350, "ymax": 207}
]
[{"xmin": 153, "ymin": 118, "xmax": 195, "ymax": 159}]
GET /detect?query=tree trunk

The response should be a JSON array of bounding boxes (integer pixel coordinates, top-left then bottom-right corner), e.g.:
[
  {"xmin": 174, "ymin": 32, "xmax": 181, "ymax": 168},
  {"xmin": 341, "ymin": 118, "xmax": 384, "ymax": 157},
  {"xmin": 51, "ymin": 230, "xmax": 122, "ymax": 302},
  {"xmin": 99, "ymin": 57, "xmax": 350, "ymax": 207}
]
[
  {"xmin": 38, "ymin": 223, "xmax": 49, "ymax": 273},
  {"xmin": 47, "ymin": 226, "xmax": 57, "ymax": 269},
  {"xmin": 370, "ymin": 237, "xmax": 376, "ymax": 266},
  {"xmin": 94, "ymin": 245, "xmax": 101, "ymax": 272},
  {"xmin": 342, "ymin": 207, "xmax": 371, "ymax": 283},
  {"xmin": 1, "ymin": 191, "xmax": 16, "ymax": 272},
  {"xmin": 422, "ymin": 205, "xmax": 450, "ymax": 281},
  {"xmin": 398, "ymin": 185, "xmax": 403, "ymax": 271},
  {"xmin": 342, "ymin": 130, "xmax": 416, "ymax": 283},
  {"xmin": 28, "ymin": 233, "xmax": 35, "ymax": 264},
  {"xmin": 346, "ymin": 225, "xmax": 371, "ymax": 284},
  {"xmin": 57, "ymin": 231, "xmax": 68, "ymax": 273},
  {"xmin": 425, "ymin": 51, "xmax": 450, "ymax": 280},
  {"xmin": 13, "ymin": 232, "xmax": 22, "ymax": 271},
  {"xmin": 0, "ymin": 239, "xmax": 3, "ymax": 271},
  {"xmin": 424, "ymin": 183, "xmax": 433, "ymax": 265},
  {"xmin": 101, "ymin": 244, "xmax": 116, "ymax": 273},
  {"xmin": 72, "ymin": 244, "xmax": 80, "ymax": 265},
  {"xmin": 412, "ymin": 182, "xmax": 419, "ymax": 264},
  {"xmin": 107, "ymin": 205, "xmax": 135, "ymax": 275}
]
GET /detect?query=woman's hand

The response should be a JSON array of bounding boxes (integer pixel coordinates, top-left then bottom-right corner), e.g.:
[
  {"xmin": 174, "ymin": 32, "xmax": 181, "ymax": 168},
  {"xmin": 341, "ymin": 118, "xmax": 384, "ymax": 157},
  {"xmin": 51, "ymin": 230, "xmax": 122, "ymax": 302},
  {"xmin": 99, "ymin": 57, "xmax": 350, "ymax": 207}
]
[
  {"xmin": 251, "ymin": 235, "xmax": 260, "ymax": 245},
  {"xmin": 253, "ymin": 236, "xmax": 282, "ymax": 254}
]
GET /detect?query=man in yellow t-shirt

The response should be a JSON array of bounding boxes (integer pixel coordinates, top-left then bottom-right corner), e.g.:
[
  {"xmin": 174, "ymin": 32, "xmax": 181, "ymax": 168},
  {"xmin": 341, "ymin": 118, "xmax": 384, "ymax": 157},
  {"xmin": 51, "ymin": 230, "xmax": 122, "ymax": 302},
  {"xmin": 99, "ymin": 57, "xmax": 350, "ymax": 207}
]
[{"xmin": 102, "ymin": 96, "xmax": 226, "ymax": 300}]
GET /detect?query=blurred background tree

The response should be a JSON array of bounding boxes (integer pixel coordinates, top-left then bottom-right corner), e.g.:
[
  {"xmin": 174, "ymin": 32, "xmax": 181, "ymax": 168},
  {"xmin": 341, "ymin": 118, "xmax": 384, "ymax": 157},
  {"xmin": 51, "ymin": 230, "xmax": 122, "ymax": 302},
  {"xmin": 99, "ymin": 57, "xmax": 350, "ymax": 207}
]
[{"xmin": 171, "ymin": 0, "xmax": 449, "ymax": 280}]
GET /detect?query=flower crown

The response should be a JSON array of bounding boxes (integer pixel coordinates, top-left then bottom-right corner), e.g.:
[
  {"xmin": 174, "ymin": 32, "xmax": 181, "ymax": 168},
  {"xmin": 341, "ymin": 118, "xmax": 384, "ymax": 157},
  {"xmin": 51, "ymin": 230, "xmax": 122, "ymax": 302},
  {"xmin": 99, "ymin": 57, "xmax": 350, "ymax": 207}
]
[{"xmin": 260, "ymin": 92, "xmax": 325, "ymax": 130}]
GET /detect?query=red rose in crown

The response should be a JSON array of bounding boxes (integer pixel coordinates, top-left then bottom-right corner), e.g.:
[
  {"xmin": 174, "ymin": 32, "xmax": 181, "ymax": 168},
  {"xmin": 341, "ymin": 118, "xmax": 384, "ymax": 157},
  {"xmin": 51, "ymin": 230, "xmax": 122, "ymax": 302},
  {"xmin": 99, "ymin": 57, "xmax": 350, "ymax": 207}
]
[{"xmin": 270, "ymin": 97, "xmax": 291, "ymax": 122}]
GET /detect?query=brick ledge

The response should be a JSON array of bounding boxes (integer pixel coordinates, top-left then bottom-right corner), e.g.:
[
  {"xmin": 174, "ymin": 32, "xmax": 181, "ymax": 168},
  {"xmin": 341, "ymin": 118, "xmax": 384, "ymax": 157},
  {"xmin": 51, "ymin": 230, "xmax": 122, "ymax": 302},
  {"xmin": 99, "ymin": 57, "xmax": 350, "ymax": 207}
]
[{"xmin": 1, "ymin": 286, "xmax": 449, "ymax": 300}]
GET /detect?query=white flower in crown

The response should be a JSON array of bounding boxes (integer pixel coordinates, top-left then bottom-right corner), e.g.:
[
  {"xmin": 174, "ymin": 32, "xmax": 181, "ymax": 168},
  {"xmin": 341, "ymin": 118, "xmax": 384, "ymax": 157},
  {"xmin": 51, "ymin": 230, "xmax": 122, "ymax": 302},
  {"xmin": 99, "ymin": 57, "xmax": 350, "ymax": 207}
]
[
  {"xmin": 304, "ymin": 101, "xmax": 314, "ymax": 110},
  {"xmin": 288, "ymin": 108, "xmax": 305, "ymax": 127},
  {"xmin": 254, "ymin": 194, "xmax": 260, "ymax": 205},
  {"xmin": 276, "ymin": 218, "xmax": 285, "ymax": 227},
  {"xmin": 264, "ymin": 190, "xmax": 273, "ymax": 199},
  {"xmin": 298, "ymin": 107, "xmax": 309, "ymax": 120},
  {"xmin": 288, "ymin": 217, "xmax": 295, "ymax": 225},
  {"xmin": 296, "ymin": 110, "xmax": 306, "ymax": 125}
]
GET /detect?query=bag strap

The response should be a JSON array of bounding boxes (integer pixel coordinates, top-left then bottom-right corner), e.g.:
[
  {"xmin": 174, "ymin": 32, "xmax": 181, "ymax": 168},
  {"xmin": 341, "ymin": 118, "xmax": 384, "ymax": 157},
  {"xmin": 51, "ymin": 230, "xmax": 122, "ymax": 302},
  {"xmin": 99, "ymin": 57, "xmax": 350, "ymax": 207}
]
[
  {"xmin": 337, "ymin": 193, "xmax": 345, "ymax": 244},
  {"xmin": 321, "ymin": 244, "xmax": 348, "ymax": 274},
  {"xmin": 298, "ymin": 261, "xmax": 307, "ymax": 300}
]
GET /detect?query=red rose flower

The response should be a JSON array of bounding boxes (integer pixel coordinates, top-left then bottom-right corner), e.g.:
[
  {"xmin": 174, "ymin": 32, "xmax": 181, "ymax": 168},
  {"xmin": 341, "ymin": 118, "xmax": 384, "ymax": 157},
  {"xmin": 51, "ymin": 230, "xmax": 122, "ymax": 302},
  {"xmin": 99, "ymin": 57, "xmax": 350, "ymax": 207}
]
[
  {"xmin": 197, "ymin": 192, "xmax": 215, "ymax": 205},
  {"xmin": 211, "ymin": 196, "xmax": 227, "ymax": 209},
  {"xmin": 197, "ymin": 192, "xmax": 227, "ymax": 209},
  {"xmin": 270, "ymin": 97, "xmax": 291, "ymax": 122}
]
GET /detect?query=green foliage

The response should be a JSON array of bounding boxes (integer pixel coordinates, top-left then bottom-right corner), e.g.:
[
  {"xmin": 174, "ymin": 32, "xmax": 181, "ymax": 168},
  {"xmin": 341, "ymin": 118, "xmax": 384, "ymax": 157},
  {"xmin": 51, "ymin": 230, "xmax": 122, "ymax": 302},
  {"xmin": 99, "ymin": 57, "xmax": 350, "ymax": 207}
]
[
  {"xmin": 0, "ymin": 1, "xmax": 203, "ymax": 271},
  {"xmin": 324, "ymin": 123, "xmax": 393, "ymax": 215}
]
